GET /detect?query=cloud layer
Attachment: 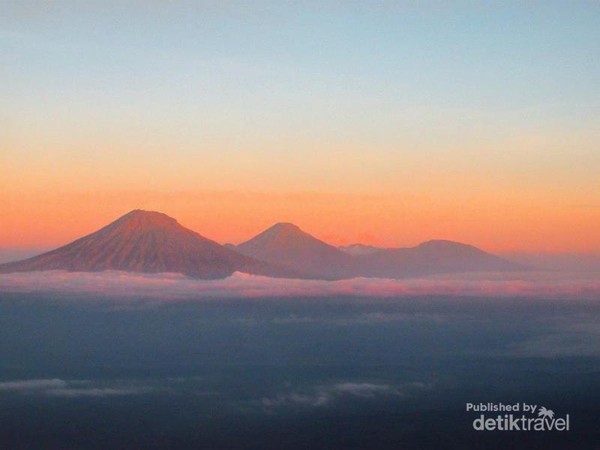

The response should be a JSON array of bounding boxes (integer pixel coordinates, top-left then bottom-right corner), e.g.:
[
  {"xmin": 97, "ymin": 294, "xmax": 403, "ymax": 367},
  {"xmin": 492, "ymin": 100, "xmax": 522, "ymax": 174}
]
[
  {"xmin": 0, "ymin": 377, "xmax": 429, "ymax": 413},
  {"xmin": 0, "ymin": 378, "xmax": 153, "ymax": 397},
  {"xmin": 260, "ymin": 381, "xmax": 428, "ymax": 412},
  {"xmin": 1, "ymin": 270, "xmax": 600, "ymax": 301}
]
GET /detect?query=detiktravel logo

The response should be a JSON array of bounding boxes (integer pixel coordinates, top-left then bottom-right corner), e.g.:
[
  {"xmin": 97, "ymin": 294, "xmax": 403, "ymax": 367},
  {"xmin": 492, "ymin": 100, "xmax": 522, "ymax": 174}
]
[{"xmin": 466, "ymin": 402, "xmax": 570, "ymax": 432}]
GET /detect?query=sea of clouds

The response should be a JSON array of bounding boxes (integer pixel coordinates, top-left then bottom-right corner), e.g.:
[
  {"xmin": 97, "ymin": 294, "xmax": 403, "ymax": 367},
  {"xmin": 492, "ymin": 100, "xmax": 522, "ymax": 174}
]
[{"xmin": 0, "ymin": 270, "xmax": 599, "ymax": 301}]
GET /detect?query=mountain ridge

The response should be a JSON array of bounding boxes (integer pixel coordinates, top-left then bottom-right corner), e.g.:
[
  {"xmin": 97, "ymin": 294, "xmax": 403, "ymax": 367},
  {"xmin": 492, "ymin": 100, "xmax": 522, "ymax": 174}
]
[{"xmin": 0, "ymin": 211, "xmax": 525, "ymax": 280}]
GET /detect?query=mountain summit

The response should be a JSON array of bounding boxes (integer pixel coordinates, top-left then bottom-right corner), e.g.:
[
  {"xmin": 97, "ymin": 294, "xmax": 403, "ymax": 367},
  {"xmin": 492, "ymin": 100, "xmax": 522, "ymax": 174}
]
[
  {"xmin": 235, "ymin": 223, "xmax": 356, "ymax": 279},
  {"xmin": 0, "ymin": 210, "xmax": 295, "ymax": 279}
]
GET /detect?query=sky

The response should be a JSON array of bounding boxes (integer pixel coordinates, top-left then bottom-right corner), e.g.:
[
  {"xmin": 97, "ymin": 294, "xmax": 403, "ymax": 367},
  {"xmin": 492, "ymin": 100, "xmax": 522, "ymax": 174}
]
[{"xmin": 1, "ymin": 1, "xmax": 599, "ymax": 253}]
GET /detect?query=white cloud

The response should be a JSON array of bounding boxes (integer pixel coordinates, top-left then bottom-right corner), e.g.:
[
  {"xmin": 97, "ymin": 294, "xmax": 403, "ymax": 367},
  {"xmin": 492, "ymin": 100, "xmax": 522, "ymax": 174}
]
[
  {"xmin": 46, "ymin": 387, "xmax": 153, "ymax": 398},
  {"xmin": 0, "ymin": 378, "xmax": 67, "ymax": 391},
  {"xmin": 270, "ymin": 312, "xmax": 462, "ymax": 326},
  {"xmin": 0, "ymin": 378, "xmax": 154, "ymax": 397},
  {"xmin": 261, "ymin": 392, "xmax": 331, "ymax": 409},
  {"xmin": 1, "ymin": 270, "xmax": 600, "ymax": 301},
  {"xmin": 260, "ymin": 381, "xmax": 427, "ymax": 411},
  {"xmin": 328, "ymin": 382, "xmax": 401, "ymax": 398}
]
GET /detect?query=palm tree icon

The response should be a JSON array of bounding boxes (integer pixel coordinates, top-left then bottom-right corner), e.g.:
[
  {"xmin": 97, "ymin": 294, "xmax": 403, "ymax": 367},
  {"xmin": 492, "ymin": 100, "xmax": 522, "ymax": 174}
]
[{"xmin": 538, "ymin": 406, "xmax": 554, "ymax": 419}]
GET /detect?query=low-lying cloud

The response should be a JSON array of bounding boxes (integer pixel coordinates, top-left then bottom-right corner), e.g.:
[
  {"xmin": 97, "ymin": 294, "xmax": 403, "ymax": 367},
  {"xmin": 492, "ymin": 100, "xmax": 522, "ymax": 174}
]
[
  {"xmin": 260, "ymin": 381, "xmax": 428, "ymax": 412},
  {"xmin": 1, "ymin": 270, "xmax": 599, "ymax": 301},
  {"xmin": 0, "ymin": 378, "xmax": 67, "ymax": 392},
  {"xmin": 506, "ymin": 315, "xmax": 600, "ymax": 358},
  {"xmin": 46, "ymin": 386, "xmax": 153, "ymax": 398},
  {"xmin": 0, "ymin": 378, "xmax": 155, "ymax": 397}
]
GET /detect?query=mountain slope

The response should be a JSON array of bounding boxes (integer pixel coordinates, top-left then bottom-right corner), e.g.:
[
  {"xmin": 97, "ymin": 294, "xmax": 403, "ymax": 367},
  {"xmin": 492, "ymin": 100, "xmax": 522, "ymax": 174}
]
[
  {"xmin": 0, "ymin": 210, "xmax": 297, "ymax": 279},
  {"xmin": 356, "ymin": 240, "xmax": 523, "ymax": 277},
  {"xmin": 235, "ymin": 223, "xmax": 356, "ymax": 279}
]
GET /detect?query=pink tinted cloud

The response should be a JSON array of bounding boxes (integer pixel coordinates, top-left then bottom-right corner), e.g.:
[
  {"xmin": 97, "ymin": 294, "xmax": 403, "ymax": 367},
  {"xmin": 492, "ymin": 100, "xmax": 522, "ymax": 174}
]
[{"xmin": 0, "ymin": 270, "xmax": 599, "ymax": 301}]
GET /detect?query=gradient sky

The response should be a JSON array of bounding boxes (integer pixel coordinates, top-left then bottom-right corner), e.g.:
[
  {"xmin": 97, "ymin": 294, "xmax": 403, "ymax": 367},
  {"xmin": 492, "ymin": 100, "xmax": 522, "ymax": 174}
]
[{"xmin": 2, "ymin": 1, "xmax": 599, "ymax": 253}]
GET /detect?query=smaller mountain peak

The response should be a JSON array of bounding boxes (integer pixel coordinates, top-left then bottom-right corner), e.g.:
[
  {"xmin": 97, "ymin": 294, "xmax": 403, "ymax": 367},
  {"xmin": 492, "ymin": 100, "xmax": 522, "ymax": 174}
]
[
  {"xmin": 416, "ymin": 240, "xmax": 481, "ymax": 253},
  {"xmin": 125, "ymin": 209, "xmax": 173, "ymax": 218},
  {"xmin": 418, "ymin": 239, "xmax": 462, "ymax": 248},
  {"xmin": 117, "ymin": 209, "xmax": 179, "ymax": 228},
  {"xmin": 126, "ymin": 209, "xmax": 168, "ymax": 216},
  {"xmin": 261, "ymin": 223, "xmax": 312, "ymax": 241},
  {"xmin": 270, "ymin": 222, "xmax": 302, "ymax": 232},
  {"xmin": 255, "ymin": 223, "xmax": 306, "ymax": 241}
]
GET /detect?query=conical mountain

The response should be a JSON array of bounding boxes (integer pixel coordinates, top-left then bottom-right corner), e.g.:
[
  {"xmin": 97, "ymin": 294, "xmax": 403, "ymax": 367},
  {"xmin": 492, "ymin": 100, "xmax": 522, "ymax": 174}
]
[
  {"xmin": 0, "ymin": 210, "xmax": 297, "ymax": 279},
  {"xmin": 235, "ymin": 223, "xmax": 356, "ymax": 280}
]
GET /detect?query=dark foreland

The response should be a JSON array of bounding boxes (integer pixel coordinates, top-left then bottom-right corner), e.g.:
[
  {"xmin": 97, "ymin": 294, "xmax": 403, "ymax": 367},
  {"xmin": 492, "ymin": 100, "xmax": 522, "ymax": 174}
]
[{"xmin": 0, "ymin": 292, "xmax": 598, "ymax": 450}]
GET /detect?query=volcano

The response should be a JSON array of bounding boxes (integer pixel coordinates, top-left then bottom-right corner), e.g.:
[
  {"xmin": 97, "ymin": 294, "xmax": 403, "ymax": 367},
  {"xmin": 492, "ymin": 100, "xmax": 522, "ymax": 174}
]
[
  {"xmin": 0, "ymin": 210, "xmax": 297, "ymax": 279},
  {"xmin": 235, "ymin": 223, "xmax": 356, "ymax": 279},
  {"xmin": 355, "ymin": 239, "xmax": 523, "ymax": 278},
  {"xmin": 236, "ymin": 224, "xmax": 523, "ymax": 279}
]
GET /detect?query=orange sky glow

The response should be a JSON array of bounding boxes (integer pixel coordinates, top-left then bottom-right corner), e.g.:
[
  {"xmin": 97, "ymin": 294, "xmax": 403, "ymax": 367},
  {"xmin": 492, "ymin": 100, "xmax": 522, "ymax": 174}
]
[
  {"xmin": 2, "ymin": 187, "xmax": 599, "ymax": 254},
  {"xmin": 2, "ymin": 2, "xmax": 599, "ymax": 255}
]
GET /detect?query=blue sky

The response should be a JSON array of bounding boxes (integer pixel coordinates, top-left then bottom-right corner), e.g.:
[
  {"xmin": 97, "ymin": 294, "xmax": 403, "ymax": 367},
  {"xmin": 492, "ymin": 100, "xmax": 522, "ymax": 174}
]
[{"xmin": 3, "ymin": 1, "xmax": 598, "ymax": 144}]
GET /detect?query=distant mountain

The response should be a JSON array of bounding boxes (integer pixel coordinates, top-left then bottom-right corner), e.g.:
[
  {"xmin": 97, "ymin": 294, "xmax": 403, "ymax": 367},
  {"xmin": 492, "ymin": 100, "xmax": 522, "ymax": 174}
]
[
  {"xmin": 0, "ymin": 210, "xmax": 297, "ymax": 279},
  {"xmin": 236, "ymin": 225, "xmax": 524, "ymax": 279},
  {"xmin": 0, "ymin": 212, "xmax": 524, "ymax": 281},
  {"xmin": 237, "ymin": 224, "xmax": 522, "ymax": 279},
  {"xmin": 356, "ymin": 240, "xmax": 523, "ymax": 278},
  {"xmin": 235, "ymin": 223, "xmax": 356, "ymax": 280}
]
